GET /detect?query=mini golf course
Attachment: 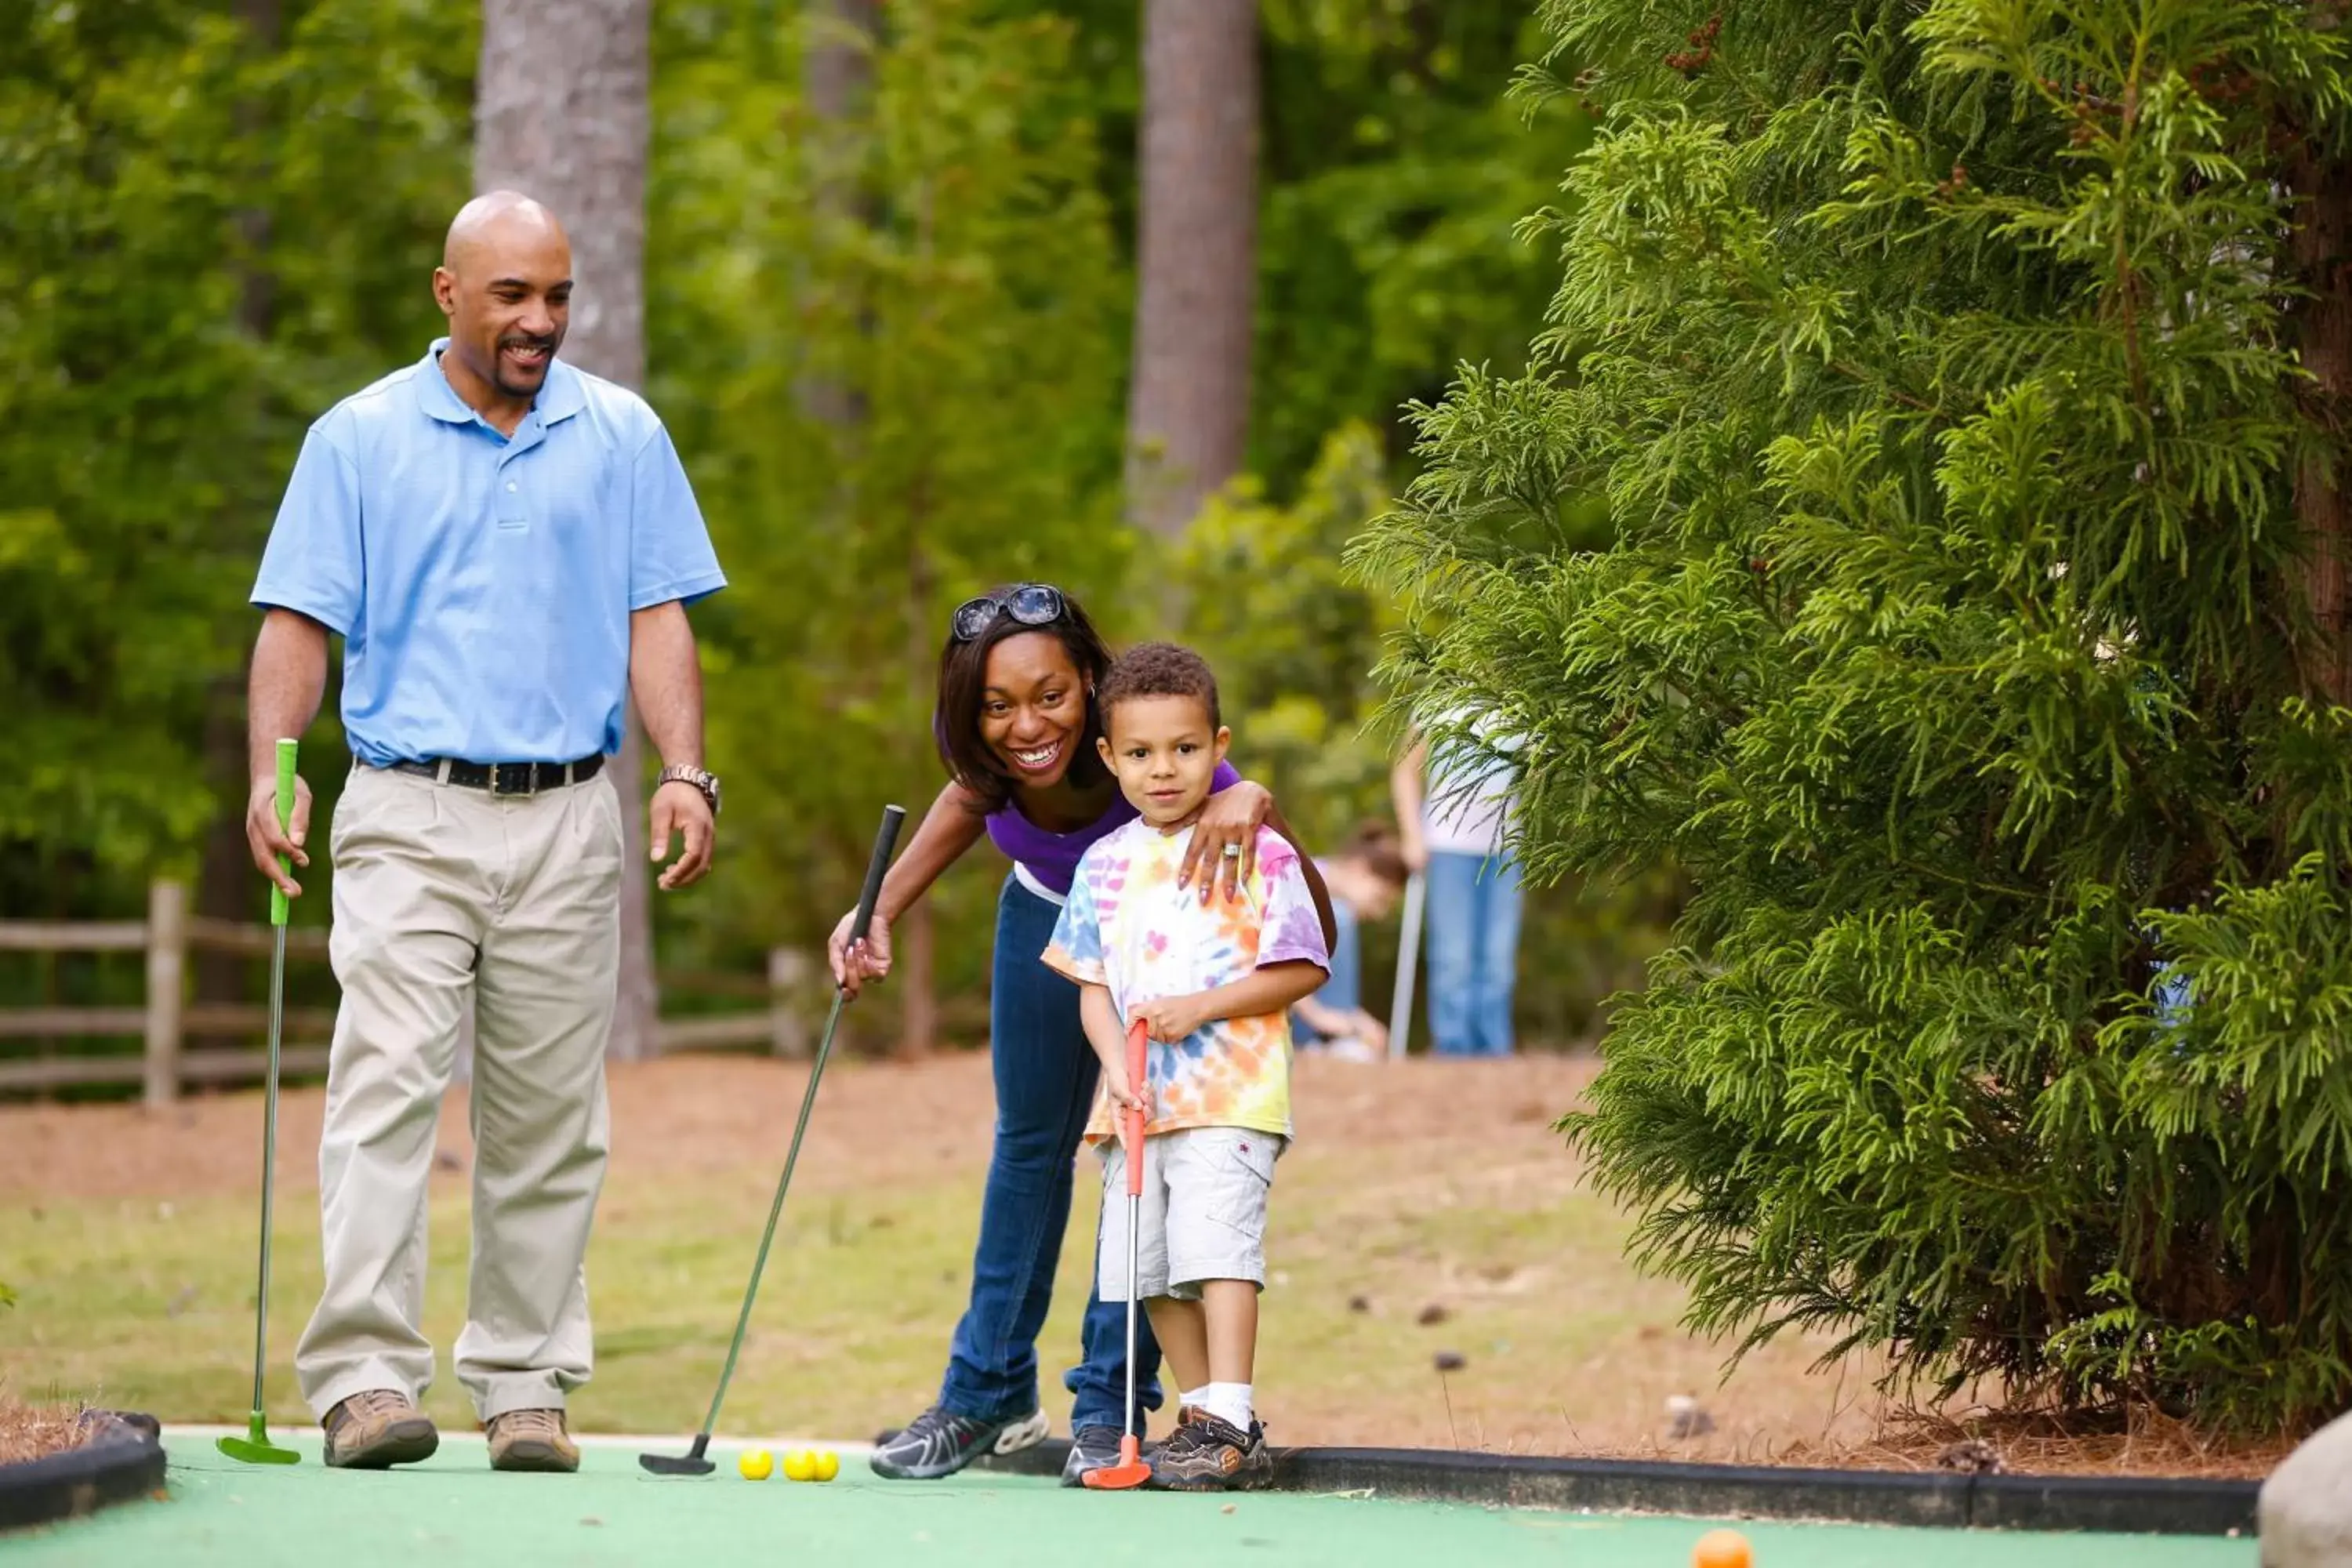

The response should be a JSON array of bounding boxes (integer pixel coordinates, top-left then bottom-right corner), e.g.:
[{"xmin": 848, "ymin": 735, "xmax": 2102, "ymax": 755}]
[{"xmin": 0, "ymin": 1427, "xmax": 2261, "ymax": 1567}]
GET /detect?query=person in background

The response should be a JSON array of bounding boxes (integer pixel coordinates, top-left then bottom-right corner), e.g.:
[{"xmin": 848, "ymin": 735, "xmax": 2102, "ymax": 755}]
[
  {"xmin": 1290, "ymin": 821, "xmax": 1410, "ymax": 1062},
  {"xmin": 1392, "ymin": 711, "xmax": 1525, "ymax": 1057}
]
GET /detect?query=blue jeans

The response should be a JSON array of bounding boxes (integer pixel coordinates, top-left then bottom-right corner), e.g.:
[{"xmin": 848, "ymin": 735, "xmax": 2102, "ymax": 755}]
[
  {"xmin": 1290, "ymin": 898, "xmax": 1361, "ymax": 1044},
  {"xmin": 1423, "ymin": 850, "xmax": 1523, "ymax": 1056},
  {"xmin": 938, "ymin": 875, "xmax": 1164, "ymax": 1434}
]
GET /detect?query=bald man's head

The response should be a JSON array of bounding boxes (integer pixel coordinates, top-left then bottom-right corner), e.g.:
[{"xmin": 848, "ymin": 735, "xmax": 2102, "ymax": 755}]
[{"xmin": 432, "ymin": 190, "xmax": 573, "ymax": 412}]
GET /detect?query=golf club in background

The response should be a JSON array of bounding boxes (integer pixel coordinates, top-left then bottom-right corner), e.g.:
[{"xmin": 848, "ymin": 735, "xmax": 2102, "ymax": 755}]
[
  {"xmin": 640, "ymin": 801, "xmax": 906, "ymax": 1477},
  {"xmin": 219, "ymin": 738, "xmax": 302, "ymax": 1466},
  {"xmin": 1080, "ymin": 1017, "xmax": 1153, "ymax": 1492},
  {"xmin": 1388, "ymin": 869, "xmax": 1424, "ymax": 1062}
]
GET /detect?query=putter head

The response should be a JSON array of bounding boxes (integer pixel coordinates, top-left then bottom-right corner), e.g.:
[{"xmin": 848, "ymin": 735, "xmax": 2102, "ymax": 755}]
[
  {"xmin": 1080, "ymin": 1434, "xmax": 1151, "ymax": 1491},
  {"xmin": 638, "ymin": 1434, "xmax": 715, "ymax": 1477},
  {"xmin": 216, "ymin": 1414, "xmax": 299, "ymax": 1465}
]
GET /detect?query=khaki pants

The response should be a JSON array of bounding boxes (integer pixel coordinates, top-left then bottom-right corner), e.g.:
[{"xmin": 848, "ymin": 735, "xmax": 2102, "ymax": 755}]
[{"xmin": 295, "ymin": 762, "xmax": 622, "ymax": 1423}]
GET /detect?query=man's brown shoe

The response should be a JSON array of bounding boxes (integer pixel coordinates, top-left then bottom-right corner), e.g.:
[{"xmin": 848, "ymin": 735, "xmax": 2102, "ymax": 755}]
[
  {"xmin": 486, "ymin": 1408, "xmax": 579, "ymax": 1473},
  {"xmin": 322, "ymin": 1389, "xmax": 440, "ymax": 1469}
]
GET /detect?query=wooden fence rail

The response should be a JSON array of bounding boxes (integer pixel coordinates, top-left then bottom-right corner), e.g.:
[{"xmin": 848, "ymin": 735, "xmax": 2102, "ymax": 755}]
[{"xmin": 0, "ymin": 880, "xmax": 814, "ymax": 1105}]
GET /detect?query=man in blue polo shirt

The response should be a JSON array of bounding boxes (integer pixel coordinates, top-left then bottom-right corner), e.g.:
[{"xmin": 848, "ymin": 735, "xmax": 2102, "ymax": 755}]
[{"xmin": 242, "ymin": 191, "xmax": 727, "ymax": 1474}]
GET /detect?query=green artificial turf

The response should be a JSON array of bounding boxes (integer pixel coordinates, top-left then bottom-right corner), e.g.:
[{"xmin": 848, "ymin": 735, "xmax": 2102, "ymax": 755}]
[{"xmin": 0, "ymin": 1429, "xmax": 2259, "ymax": 1568}]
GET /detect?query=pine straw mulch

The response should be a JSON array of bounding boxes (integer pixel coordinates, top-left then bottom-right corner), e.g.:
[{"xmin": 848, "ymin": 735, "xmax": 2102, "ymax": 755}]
[
  {"xmin": 0, "ymin": 1392, "xmax": 94, "ymax": 1467},
  {"xmin": 1772, "ymin": 1401, "xmax": 2299, "ymax": 1482}
]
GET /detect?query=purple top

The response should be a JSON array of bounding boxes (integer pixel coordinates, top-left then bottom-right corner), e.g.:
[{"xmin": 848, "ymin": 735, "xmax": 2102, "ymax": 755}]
[{"xmin": 986, "ymin": 760, "xmax": 1242, "ymax": 897}]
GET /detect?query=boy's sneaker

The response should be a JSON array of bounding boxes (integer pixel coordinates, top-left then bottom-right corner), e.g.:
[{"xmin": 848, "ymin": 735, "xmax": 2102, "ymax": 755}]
[
  {"xmin": 1147, "ymin": 1410, "xmax": 1272, "ymax": 1491},
  {"xmin": 869, "ymin": 1403, "xmax": 1049, "ymax": 1479}
]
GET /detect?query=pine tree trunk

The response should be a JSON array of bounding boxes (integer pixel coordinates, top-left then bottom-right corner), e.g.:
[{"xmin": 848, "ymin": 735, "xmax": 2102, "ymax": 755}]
[
  {"xmin": 800, "ymin": 0, "xmax": 877, "ymax": 432},
  {"xmin": 900, "ymin": 540, "xmax": 937, "ymax": 1058},
  {"xmin": 800, "ymin": 0, "xmax": 935, "ymax": 1055},
  {"xmin": 195, "ymin": 0, "xmax": 284, "ymax": 1008},
  {"xmin": 1124, "ymin": 0, "xmax": 1259, "ymax": 538},
  {"xmin": 806, "ymin": 0, "xmax": 879, "ymax": 114},
  {"xmin": 2289, "ymin": 143, "xmax": 2352, "ymax": 707},
  {"xmin": 474, "ymin": 0, "xmax": 660, "ymax": 1061}
]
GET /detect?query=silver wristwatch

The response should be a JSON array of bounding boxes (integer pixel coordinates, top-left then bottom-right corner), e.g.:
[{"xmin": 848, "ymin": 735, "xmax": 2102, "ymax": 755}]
[{"xmin": 656, "ymin": 764, "xmax": 721, "ymax": 816}]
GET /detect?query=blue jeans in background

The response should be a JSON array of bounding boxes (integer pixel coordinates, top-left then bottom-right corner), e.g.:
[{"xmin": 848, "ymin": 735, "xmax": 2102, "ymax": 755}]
[
  {"xmin": 937, "ymin": 875, "xmax": 1164, "ymax": 1435},
  {"xmin": 1290, "ymin": 898, "xmax": 1362, "ymax": 1045},
  {"xmin": 1423, "ymin": 850, "xmax": 1523, "ymax": 1056}
]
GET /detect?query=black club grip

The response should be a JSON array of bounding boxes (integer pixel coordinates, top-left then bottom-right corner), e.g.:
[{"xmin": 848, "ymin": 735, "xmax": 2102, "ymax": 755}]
[{"xmin": 848, "ymin": 805, "xmax": 907, "ymax": 949}]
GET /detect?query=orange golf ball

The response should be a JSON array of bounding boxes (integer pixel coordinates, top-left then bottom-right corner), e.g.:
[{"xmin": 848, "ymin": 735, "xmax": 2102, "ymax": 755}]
[{"xmin": 1693, "ymin": 1527, "xmax": 1752, "ymax": 1568}]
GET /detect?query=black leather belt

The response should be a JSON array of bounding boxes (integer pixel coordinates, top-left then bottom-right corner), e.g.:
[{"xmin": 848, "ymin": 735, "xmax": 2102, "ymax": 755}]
[{"xmin": 389, "ymin": 754, "xmax": 604, "ymax": 794}]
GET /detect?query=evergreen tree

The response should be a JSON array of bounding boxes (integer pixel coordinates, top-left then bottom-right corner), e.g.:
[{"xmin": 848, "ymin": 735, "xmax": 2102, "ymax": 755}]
[
  {"xmin": 1356, "ymin": 0, "xmax": 2352, "ymax": 1428},
  {"xmin": 0, "ymin": 0, "xmax": 470, "ymax": 923}
]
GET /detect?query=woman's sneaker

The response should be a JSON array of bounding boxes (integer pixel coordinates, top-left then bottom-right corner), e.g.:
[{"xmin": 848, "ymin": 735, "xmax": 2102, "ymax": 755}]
[
  {"xmin": 869, "ymin": 1403, "xmax": 1049, "ymax": 1479},
  {"xmin": 1146, "ymin": 1410, "xmax": 1272, "ymax": 1491},
  {"xmin": 1060, "ymin": 1425, "xmax": 1124, "ymax": 1486}
]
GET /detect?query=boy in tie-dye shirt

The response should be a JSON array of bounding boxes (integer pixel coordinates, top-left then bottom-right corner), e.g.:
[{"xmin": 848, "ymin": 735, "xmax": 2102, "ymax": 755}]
[{"xmin": 1043, "ymin": 643, "xmax": 1329, "ymax": 1491}]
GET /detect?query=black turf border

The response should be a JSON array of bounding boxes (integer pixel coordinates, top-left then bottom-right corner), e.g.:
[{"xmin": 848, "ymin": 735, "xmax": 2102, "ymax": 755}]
[
  {"xmin": 955, "ymin": 1437, "xmax": 2260, "ymax": 1537},
  {"xmin": 0, "ymin": 1411, "xmax": 166, "ymax": 1534}
]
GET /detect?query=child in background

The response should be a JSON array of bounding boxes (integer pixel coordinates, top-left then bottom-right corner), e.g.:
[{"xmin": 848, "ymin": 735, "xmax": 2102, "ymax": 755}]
[
  {"xmin": 1042, "ymin": 642, "xmax": 1330, "ymax": 1490},
  {"xmin": 1290, "ymin": 820, "xmax": 1410, "ymax": 1062}
]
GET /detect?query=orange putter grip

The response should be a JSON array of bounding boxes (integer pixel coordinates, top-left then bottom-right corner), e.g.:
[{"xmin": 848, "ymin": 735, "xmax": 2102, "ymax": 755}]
[{"xmin": 1123, "ymin": 1017, "xmax": 1148, "ymax": 1196}]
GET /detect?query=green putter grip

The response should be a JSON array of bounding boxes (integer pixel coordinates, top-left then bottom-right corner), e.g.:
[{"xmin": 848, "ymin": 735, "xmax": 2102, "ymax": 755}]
[{"xmin": 270, "ymin": 738, "xmax": 299, "ymax": 927}]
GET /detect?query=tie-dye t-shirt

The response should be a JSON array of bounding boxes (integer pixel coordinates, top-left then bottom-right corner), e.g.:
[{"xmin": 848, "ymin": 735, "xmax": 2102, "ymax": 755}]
[{"xmin": 1044, "ymin": 818, "xmax": 1329, "ymax": 1145}]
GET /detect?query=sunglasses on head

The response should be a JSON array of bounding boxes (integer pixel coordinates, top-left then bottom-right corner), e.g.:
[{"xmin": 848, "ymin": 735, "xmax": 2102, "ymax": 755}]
[{"xmin": 950, "ymin": 583, "xmax": 1068, "ymax": 643}]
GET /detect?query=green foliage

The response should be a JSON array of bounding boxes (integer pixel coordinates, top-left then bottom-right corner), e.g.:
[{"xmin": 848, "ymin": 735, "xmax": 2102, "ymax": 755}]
[
  {"xmin": 6, "ymin": 0, "xmax": 1642, "ymax": 1058},
  {"xmin": 1252, "ymin": 5, "xmax": 1595, "ymax": 490},
  {"xmin": 1171, "ymin": 423, "xmax": 1674, "ymax": 1044},
  {"xmin": 1004, "ymin": 1, "xmax": 1595, "ymax": 495},
  {"xmin": 2, "ymin": 4, "xmax": 274, "ymax": 888},
  {"xmin": 1173, "ymin": 423, "xmax": 1399, "ymax": 854},
  {"xmin": 1355, "ymin": 0, "xmax": 2352, "ymax": 1428},
  {"xmin": 648, "ymin": 0, "xmax": 1131, "ymax": 1031},
  {"xmin": 0, "ymin": 0, "xmax": 467, "ymax": 927}
]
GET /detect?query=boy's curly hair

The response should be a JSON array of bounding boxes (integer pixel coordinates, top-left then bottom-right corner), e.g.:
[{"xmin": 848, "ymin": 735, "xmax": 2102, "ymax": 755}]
[{"xmin": 1098, "ymin": 641, "xmax": 1221, "ymax": 732}]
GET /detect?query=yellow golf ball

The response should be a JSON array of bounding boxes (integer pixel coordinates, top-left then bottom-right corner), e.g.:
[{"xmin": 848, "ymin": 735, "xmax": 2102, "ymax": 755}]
[
  {"xmin": 812, "ymin": 1449, "xmax": 840, "ymax": 1483},
  {"xmin": 738, "ymin": 1447, "xmax": 774, "ymax": 1481},
  {"xmin": 782, "ymin": 1448, "xmax": 817, "ymax": 1482}
]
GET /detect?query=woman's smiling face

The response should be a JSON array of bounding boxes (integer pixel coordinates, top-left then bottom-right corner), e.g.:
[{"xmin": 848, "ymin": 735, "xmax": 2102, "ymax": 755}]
[{"xmin": 979, "ymin": 631, "xmax": 1088, "ymax": 788}]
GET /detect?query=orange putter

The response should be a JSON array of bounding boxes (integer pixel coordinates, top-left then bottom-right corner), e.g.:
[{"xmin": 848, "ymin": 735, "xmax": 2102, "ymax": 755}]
[{"xmin": 1083, "ymin": 1017, "xmax": 1155, "ymax": 1492}]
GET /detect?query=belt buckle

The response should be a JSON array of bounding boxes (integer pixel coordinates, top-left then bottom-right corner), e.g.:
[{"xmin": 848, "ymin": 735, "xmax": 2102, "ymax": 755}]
[{"xmin": 490, "ymin": 763, "xmax": 531, "ymax": 797}]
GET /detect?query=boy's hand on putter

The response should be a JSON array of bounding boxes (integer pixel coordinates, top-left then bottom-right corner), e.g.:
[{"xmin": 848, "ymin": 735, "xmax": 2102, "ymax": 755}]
[
  {"xmin": 1132, "ymin": 994, "xmax": 1208, "ymax": 1044},
  {"xmin": 1098, "ymin": 1058, "xmax": 1145, "ymax": 1112}
]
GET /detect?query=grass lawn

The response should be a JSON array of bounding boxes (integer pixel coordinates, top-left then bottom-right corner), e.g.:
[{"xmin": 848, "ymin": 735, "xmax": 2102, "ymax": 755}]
[
  {"xmin": 0, "ymin": 1130, "xmax": 1730, "ymax": 1450},
  {"xmin": 0, "ymin": 1052, "xmax": 2285, "ymax": 1476}
]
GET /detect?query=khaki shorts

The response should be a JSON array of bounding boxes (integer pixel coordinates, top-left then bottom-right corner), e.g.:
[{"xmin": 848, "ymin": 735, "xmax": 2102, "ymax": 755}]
[{"xmin": 1095, "ymin": 1125, "xmax": 1283, "ymax": 1301}]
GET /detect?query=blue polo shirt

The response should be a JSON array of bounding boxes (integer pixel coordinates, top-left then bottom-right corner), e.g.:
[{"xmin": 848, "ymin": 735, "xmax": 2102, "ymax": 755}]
[{"xmin": 252, "ymin": 339, "xmax": 726, "ymax": 768}]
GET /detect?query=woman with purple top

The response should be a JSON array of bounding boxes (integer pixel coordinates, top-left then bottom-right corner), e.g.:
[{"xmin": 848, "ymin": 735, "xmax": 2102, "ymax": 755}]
[{"xmin": 833, "ymin": 583, "xmax": 1333, "ymax": 1485}]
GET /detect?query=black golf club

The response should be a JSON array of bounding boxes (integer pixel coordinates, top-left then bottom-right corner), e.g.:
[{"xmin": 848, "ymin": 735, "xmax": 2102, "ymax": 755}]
[{"xmin": 640, "ymin": 802, "xmax": 906, "ymax": 1477}]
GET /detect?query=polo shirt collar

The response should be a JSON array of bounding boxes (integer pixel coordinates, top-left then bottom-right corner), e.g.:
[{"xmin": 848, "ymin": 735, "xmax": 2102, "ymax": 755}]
[{"xmin": 415, "ymin": 337, "xmax": 589, "ymax": 428}]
